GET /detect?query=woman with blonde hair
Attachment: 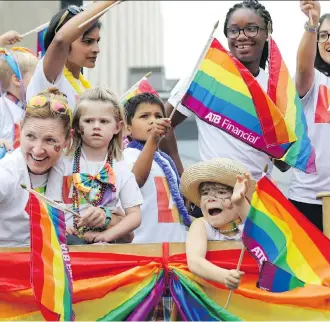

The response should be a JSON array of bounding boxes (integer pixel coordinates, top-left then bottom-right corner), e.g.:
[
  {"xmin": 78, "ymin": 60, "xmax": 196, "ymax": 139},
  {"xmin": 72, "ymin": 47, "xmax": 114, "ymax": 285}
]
[
  {"xmin": 0, "ymin": 87, "xmax": 72, "ymax": 246},
  {"xmin": 46, "ymin": 87, "xmax": 143, "ymax": 244}
]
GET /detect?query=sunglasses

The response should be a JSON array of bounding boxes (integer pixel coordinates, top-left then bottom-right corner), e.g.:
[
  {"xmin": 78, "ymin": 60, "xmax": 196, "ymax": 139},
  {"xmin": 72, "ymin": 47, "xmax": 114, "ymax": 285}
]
[
  {"xmin": 28, "ymin": 94, "xmax": 72, "ymax": 124},
  {"xmin": 55, "ymin": 5, "xmax": 84, "ymax": 33}
]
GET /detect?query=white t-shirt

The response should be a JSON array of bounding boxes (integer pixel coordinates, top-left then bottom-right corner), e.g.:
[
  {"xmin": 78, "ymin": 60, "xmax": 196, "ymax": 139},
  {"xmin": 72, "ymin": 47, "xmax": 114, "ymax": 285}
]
[
  {"xmin": 26, "ymin": 58, "xmax": 81, "ymax": 111},
  {"xmin": 201, "ymin": 218, "xmax": 243, "ymax": 241},
  {"xmin": 0, "ymin": 149, "xmax": 48, "ymax": 246},
  {"xmin": 168, "ymin": 69, "xmax": 273, "ymax": 181},
  {"xmin": 123, "ymin": 148, "xmax": 188, "ymax": 243},
  {"xmin": 46, "ymin": 150, "xmax": 144, "ymax": 226},
  {"xmin": 289, "ymin": 69, "xmax": 330, "ymax": 205},
  {"xmin": 0, "ymin": 95, "xmax": 23, "ymax": 146}
]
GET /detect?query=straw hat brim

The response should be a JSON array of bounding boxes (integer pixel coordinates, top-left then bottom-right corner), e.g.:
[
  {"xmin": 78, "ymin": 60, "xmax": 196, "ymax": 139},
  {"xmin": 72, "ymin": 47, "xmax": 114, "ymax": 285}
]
[{"xmin": 180, "ymin": 158, "xmax": 256, "ymax": 207}]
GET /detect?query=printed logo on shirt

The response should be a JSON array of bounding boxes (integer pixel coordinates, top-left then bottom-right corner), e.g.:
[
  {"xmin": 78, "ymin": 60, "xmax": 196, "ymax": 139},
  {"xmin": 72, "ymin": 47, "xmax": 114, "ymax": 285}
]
[
  {"xmin": 315, "ymin": 85, "xmax": 330, "ymax": 123},
  {"xmin": 13, "ymin": 123, "xmax": 20, "ymax": 149},
  {"xmin": 62, "ymin": 175, "xmax": 89, "ymax": 206},
  {"xmin": 154, "ymin": 177, "xmax": 180, "ymax": 223}
]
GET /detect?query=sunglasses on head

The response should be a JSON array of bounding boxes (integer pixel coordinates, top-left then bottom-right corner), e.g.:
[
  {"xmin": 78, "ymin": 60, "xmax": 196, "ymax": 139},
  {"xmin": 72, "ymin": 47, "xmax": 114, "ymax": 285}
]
[
  {"xmin": 55, "ymin": 5, "xmax": 84, "ymax": 33},
  {"xmin": 28, "ymin": 94, "xmax": 72, "ymax": 124}
]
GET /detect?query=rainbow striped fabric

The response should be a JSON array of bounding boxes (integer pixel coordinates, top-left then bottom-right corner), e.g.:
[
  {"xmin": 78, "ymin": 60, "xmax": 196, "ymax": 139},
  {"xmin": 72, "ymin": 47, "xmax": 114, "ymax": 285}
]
[
  {"xmin": 1, "ymin": 247, "xmax": 330, "ymax": 320},
  {"xmin": 268, "ymin": 38, "xmax": 316, "ymax": 173},
  {"xmin": 181, "ymin": 38, "xmax": 297, "ymax": 159},
  {"xmin": 258, "ymin": 261, "xmax": 305, "ymax": 292},
  {"xmin": 121, "ymin": 75, "xmax": 159, "ymax": 106},
  {"xmin": 28, "ymin": 193, "xmax": 74, "ymax": 321},
  {"xmin": 243, "ymin": 176, "xmax": 330, "ymax": 290}
]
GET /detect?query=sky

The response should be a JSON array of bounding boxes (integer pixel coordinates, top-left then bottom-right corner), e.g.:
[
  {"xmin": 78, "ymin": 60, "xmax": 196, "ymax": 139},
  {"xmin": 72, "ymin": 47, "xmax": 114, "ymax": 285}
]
[{"xmin": 160, "ymin": 1, "xmax": 330, "ymax": 80}]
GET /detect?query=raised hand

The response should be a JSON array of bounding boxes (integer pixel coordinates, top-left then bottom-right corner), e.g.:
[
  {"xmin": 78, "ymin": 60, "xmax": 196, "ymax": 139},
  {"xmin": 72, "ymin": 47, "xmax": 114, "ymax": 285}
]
[
  {"xmin": 0, "ymin": 30, "xmax": 22, "ymax": 46},
  {"xmin": 149, "ymin": 118, "xmax": 171, "ymax": 144},
  {"xmin": 231, "ymin": 172, "xmax": 251, "ymax": 206},
  {"xmin": 300, "ymin": 0, "xmax": 320, "ymax": 26}
]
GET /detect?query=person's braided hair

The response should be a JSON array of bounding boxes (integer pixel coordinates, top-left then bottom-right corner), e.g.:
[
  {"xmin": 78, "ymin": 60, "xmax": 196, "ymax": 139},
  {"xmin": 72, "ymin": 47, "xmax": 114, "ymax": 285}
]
[{"xmin": 223, "ymin": 0, "xmax": 272, "ymax": 69}]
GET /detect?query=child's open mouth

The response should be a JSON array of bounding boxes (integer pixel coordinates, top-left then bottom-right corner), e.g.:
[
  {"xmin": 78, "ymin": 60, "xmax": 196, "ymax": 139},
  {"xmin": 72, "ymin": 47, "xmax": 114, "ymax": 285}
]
[{"xmin": 208, "ymin": 208, "xmax": 223, "ymax": 216}]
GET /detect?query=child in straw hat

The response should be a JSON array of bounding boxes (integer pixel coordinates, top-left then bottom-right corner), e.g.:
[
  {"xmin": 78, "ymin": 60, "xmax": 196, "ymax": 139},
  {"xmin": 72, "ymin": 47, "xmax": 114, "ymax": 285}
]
[{"xmin": 181, "ymin": 158, "xmax": 255, "ymax": 290}]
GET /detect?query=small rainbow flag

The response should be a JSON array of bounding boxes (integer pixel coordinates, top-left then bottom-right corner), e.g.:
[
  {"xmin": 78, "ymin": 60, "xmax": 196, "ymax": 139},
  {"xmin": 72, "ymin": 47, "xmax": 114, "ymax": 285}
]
[
  {"xmin": 268, "ymin": 38, "xmax": 316, "ymax": 173},
  {"xmin": 28, "ymin": 193, "xmax": 74, "ymax": 321},
  {"xmin": 258, "ymin": 261, "xmax": 305, "ymax": 292},
  {"xmin": 121, "ymin": 73, "xmax": 159, "ymax": 106},
  {"xmin": 181, "ymin": 38, "xmax": 296, "ymax": 159},
  {"xmin": 243, "ymin": 176, "xmax": 330, "ymax": 289},
  {"xmin": 37, "ymin": 27, "xmax": 47, "ymax": 58}
]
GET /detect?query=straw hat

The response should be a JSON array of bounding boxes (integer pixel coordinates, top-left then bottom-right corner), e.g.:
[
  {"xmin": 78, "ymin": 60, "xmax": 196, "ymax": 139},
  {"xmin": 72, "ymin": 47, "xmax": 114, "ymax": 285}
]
[{"xmin": 180, "ymin": 158, "xmax": 256, "ymax": 207}]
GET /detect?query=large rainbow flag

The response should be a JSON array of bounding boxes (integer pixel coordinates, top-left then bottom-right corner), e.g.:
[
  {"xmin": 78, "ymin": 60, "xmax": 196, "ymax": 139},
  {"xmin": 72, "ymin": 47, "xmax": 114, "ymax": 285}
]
[
  {"xmin": 181, "ymin": 38, "xmax": 296, "ymax": 159},
  {"xmin": 268, "ymin": 38, "xmax": 316, "ymax": 173},
  {"xmin": 28, "ymin": 193, "xmax": 74, "ymax": 321},
  {"xmin": 0, "ymin": 244, "xmax": 329, "ymax": 321},
  {"xmin": 243, "ymin": 175, "xmax": 330, "ymax": 291}
]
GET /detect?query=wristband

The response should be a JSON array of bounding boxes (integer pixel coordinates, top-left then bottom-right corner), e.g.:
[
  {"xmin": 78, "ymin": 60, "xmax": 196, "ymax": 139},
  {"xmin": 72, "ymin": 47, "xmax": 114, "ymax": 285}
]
[
  {"xmin": 100, "ymin": 207, "xmax": 112, "ymax": 228},
  {"xmin": 304, "ymin": 21, "xmax": 319, "ymax": 33}
]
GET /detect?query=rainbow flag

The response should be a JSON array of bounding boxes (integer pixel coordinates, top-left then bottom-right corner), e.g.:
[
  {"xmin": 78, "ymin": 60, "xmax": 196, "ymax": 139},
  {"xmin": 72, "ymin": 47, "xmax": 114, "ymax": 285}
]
[
  {"xmin": 28, "ymin": 193, "xmax": 74, "ymax": 321},
  {"xmin": 268, "ymin": 38, "xmax": 316, "ymax": 173},
  {"xmin": 258, "ymin": 261, "xmax": 305, "ymax": 292},
  {"xmin": 37, "ymin": 27, "xmax": 47, "ymax": 58},
  {"xmin": 243, "ymin": 176, "xmax": 330, "ymax": 289},
  {"xmin": 121, "ymin": 74, "xmax": 159, "ymax": 106},
  {"xmin": 181, "ymin": 38, "xmax": 296, "ymax": 159}
]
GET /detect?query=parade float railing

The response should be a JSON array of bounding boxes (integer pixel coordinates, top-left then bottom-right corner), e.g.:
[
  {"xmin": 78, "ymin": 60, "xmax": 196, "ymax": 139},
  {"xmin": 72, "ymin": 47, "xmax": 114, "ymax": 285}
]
[{"xmin": 0, "ymin": 241, "xmax": 329, "ymax": 321}]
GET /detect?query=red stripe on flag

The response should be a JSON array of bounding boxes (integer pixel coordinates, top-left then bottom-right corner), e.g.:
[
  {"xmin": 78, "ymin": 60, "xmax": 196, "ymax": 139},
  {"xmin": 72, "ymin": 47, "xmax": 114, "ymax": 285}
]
[
  {"xmin": 258, "ymin": 177, "xmax": 330, "ymax": 264},
  {"xmin": 315, "ymin": 85, "xmax": 330, "ymax": 123}
]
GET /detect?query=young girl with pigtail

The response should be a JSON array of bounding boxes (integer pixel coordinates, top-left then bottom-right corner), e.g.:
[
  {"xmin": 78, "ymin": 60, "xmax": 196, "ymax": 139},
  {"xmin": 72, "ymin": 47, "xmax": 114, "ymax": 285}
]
[{"xmin": 46, "ymin": 87, "xmax": 143, "ymax": 244}]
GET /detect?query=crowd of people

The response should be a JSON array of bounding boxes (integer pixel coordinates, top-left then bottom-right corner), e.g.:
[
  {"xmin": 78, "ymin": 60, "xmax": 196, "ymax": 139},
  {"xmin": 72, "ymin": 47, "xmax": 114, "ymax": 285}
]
[{"xmin": 0, "ymin": 0, "xmax": 329, "ymax": 293}]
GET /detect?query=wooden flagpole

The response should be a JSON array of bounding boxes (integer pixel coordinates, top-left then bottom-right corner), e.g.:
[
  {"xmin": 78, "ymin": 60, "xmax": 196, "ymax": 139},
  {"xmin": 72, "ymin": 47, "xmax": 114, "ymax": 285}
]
[
  {"xmin": 21, "ymin": 184, "xmax": 79, "ymax": 218},
  {"xmin": 224, "ymin": 246, "xmax": 245, "ymax": 309},
  {"xmin": 169, "ymin": 20, "xmax": 219, "ymax": 120}
]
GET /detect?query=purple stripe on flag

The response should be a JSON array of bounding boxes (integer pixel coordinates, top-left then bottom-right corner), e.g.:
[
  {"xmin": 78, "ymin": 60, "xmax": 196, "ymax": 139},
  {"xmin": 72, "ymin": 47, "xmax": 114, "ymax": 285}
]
[
  {"xmin": 257, "ymin": 261, "xmax": 277, "ymax": 291},
  {"xmin": 126, "ymin": 277, "xmax": 165, "ymax": 321},
  {"xmin": 182, "ymin": 93, "xmax": 288, "ymax": 159}
]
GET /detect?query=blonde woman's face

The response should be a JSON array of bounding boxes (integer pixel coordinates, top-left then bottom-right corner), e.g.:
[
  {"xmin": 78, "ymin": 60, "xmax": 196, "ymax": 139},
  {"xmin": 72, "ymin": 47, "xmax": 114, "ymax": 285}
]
[
  {"xmin": 78, "ymin": 100, "xmax": 122, "ymax": 150},
  {"xmin": 20, "ymin": 118, "xmax": 70, "ymax": 174},
  {"xmin": 199, "ymin": 182, "xmax": 239, "ymax": 228}
]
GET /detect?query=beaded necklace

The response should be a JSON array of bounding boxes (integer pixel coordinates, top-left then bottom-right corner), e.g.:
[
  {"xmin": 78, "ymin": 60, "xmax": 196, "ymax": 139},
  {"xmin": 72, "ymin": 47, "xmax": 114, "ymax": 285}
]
[
  {"xmin": 218, "ymin": 218, "xmax": 242, "ymax": 234},
  {"xmin": 71, "ymin": 146, "xmax": 113, "ymax": 233}
]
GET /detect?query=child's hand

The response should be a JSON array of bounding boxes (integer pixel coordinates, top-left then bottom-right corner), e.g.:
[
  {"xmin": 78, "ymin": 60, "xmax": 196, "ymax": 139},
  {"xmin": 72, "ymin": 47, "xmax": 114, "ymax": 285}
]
[
  {"xmin": 84, "ymin": 230, "xmax": 110, "ymax": 243},
  {"xmin": 0, "ymin": 139, "xmax": 13, "ymax": 152},
  {"xmin": 224, "ymin": 269, "xmax": 245, "ymax": 290},
  {"xmin": 66, "ymin": 225, "xmax": 76, "ymax": 236},
  {"xmin": 77, "ymin": 206, "xmax": 106, "ymax": 228},
  {"xmin": 0, "ymin": 30, "xmax": 22, "ymax": 46},
  {"xmin": 149, "ymin": 118, "xmax": 171, "ymax": 144},
  {"xmin": 231, "ymin": 173, "xmax": 251, "ymax": 207}
]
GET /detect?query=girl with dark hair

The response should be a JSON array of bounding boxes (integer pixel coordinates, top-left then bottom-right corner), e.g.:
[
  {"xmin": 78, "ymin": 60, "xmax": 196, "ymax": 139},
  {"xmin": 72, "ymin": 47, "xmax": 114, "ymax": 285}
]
[
  {"xmin": 26, "ymin": 1, "xmax": 116, "ymax": 110},
  {"xmin": 288, "ymin": 1, "xmax": 330, "ymax": 232},
  {"xmin": 163, "ymin": 0, "xmax": 274, "ymax": 182}
]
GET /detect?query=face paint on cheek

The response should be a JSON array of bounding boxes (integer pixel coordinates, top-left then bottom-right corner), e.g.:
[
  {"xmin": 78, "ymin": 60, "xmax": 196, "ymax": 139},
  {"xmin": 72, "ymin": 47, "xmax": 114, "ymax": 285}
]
[
  {"xmin": 54, "ymin": 145, "xmax": 61, "ymax": 153},
  {"xmin": 80, "ymin": 126, "xmax": 85, "ymax": 136}
]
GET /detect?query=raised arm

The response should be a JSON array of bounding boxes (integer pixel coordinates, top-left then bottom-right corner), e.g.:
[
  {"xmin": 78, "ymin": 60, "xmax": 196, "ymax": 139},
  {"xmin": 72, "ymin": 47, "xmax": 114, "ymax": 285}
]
[
  {"xmin": 159, "ymin": 102, "xmax": 187, "ymax": 176},
  {"xmin": 296, "ymin": 1, "xmax": 321, "ymax": 97},
  {"xmin": 131, "ymin": 118, "xmax": 170, "ymax": 187},
  {"xmin": 43, "ymin": 0, "xmax": 117, "ymax": 83},
  {"xmin": 186, "ymin": 219, "xmax": 244, "ymax": 289}
]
